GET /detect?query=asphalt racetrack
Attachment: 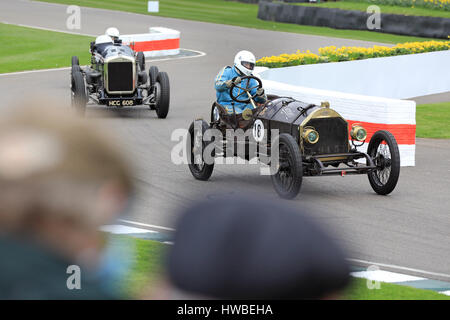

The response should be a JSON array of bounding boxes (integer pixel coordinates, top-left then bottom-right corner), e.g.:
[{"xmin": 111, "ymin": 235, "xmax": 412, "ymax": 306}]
[{"xmin": 1, "ymin": 0, "xmax": 450, "ymax": 279}]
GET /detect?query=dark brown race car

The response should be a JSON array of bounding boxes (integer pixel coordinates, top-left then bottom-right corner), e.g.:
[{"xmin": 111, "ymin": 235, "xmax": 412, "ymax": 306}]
[{"xmin": 188, "ymin": 75, "xmax": 400, "ymax": 199}]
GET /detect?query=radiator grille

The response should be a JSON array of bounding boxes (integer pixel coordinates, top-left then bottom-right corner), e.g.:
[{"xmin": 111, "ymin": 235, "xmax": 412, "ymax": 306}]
[
  {"xmin": 303, "ymin": 117, "xmax": 349, "ymax": 155},
  {"xmin": 107, "ymin": 62, "xmax": 133, "ymax": 92}
]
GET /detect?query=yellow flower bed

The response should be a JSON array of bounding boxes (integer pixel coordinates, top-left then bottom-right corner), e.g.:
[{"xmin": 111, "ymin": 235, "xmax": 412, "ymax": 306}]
[
  {"xmin": 256, "ymin": 50, "xmax": 328, "ymax": 68},
  {"xmin": 366, "ymin": 0, "xmax": 450, "ymax": 11},
  {"xmin": 256, "ymin": 40, "xmax": 450, "ymax": 68}
]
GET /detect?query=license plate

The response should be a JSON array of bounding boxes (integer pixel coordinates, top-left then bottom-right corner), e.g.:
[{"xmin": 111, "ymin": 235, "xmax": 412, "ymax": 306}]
[{"xmin": 107, "ymin": 100, "xmax": 135, "ymax": 107}]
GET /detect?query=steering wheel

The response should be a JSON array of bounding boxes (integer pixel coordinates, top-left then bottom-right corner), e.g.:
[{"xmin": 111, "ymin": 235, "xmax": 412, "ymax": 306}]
[{"xmin": 229, "ymin": 76, "xmax": 263, "ymax": 104}]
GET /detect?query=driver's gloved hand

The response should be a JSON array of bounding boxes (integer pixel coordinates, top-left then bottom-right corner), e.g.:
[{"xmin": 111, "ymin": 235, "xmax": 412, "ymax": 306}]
[
  {"xmin": 225, "ymin": 80, "xmax": 234, "ymax": 88},
  {"xmin": 256, "ymin": 88, "xmax": 265, "ymax": 96},
  {"xmin": 232, "ymin": 77, "xmax": 242, "ymax": 85}
]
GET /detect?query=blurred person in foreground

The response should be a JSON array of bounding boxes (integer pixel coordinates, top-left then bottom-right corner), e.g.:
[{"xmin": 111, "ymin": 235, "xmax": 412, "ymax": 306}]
[
  {"xmin": 159, "ymin": 196, "xmax": 350, "ymax": 300},
  {"xmin": 0, "ymin": 102, "xmax": 134, "ymax": 299}
]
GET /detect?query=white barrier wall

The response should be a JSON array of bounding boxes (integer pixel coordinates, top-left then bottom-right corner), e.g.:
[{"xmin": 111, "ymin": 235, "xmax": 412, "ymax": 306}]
[
  {"xmin": 255, "ymin": 74, "xmax": 416, "ymax": 166},
  {"xmin": 259, "ymin": 50, "xmax": 450, "ymax": 99},
  {"xmin": 120, "ymin": 27, "xmax": 180, "ymax": 58}
]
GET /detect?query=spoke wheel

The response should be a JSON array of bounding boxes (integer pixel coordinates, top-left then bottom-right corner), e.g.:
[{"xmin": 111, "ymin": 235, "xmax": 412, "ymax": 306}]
[
  {"xmin": 367, "ymin": 130, "xmax": 400, "ymax": 195},
  {"xmin": 271, "ymin": 133, "xmax": 303, "ymax": 199}
]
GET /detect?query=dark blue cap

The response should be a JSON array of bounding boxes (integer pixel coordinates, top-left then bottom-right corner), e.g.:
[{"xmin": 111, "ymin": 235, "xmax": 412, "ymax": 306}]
[{"xmin": 167, "ymin": 196, "xmax": 350, "ymax": 299}]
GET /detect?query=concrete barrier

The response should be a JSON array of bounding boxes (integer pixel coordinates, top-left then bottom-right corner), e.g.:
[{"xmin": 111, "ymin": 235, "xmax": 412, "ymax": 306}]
[
  {"xmin": 120, "ymin": 27, "xmax": 180, "ymax": 58},
  {"xmin": 257, "ymin": 50, "xmax": 450, "ymax": 100},
  {"xmin": 253, "ymin": 67, "xmax": 416, "ymax": 166}
]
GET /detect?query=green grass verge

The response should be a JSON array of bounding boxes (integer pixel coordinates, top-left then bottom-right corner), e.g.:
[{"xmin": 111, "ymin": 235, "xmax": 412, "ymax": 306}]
[
  {"xmin": 110, "ymin": 235, "xmax": 166, "ymax": 298},
  {"xmin": 38, "ymin": 0, "xmax": 433, "ymax": 44},
  {"xmin": 342, "ymin": 277, "xmax": 450, "ymax": 300},
  {"xmin": 0, "ymin": 23, "xmax": 93, "ymax": 74},
  {"xmin": 295, "ymin": 0, "xmax": 450, "ymax": 19},
  {"xmin": 114, "ymin": 236, "xmax": 450, "ymax": 299},
  {"xmin": 416, "ymin": 102, "xmax": 450, "ymax": 139}
]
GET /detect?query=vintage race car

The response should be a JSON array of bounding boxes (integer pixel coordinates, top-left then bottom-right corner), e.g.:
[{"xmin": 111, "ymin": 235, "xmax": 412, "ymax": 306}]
[
  {"xmin": 187, "ymin": 75, "xmax": 400, "ymax": 199},
  {"xmin": 70, "ymin": 42, "xmax": 170, "ymax": 117}
]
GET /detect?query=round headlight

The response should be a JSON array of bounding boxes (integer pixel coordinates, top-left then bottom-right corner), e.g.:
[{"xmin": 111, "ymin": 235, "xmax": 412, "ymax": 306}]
[
  {"xmin": 308, "ymin": 131, "xmax": 318, "ymax": 142},
  {"xmin": 303, "ymin": 128, "xmax": 319, "ymax": 144},
  {"xmin": 351, "ymin": 125, "xmax": 367, "ymax": 141}
]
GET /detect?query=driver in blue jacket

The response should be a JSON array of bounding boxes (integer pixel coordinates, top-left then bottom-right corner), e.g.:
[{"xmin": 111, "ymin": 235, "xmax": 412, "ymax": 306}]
[{"xmin": 215, "ymin": 50, "xmax": 266, "ymax": 114}]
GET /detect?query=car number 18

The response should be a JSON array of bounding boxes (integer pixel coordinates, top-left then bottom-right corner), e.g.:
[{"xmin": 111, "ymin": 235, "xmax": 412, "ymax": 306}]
[{"xmin": 252, "ymin": 119, "xmax": 265, "ymax": 142}]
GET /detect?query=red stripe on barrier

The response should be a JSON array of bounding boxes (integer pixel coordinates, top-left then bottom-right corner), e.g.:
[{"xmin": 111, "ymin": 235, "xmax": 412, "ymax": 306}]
[
  {"xmin": 347, "ymin": 120, "xmax": 416, "ymax": 145},
  {"xmin": 129, "ymin": 38, "xmax": 179, "ymax": 52}
]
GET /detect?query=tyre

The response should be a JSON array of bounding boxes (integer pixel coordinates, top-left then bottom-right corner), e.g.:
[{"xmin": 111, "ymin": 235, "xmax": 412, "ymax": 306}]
[
  {"xmin": 72, "ymin": 65, "xmax": 81, "ymax": 73},
  {"xmin": 71, "ymin": 56, "xmax": 79, "ymax": 67},
  {"xmin": 270, "ymin": 133, "xmax": 303, "ymax": 199},
  {"xmin": 71, "ymin": 56, "xmax": 80, "ymax": 74},
  {"xmin": 188, "ymin": 120, "xmax": 215, "ymax": 181},
  {"xmin": 136, "ymin": 52, "xmax": 145, "ymax": 71},
  {"xmin": 71, "ymin": 70, "xmax": 87, "ymax": 116},
  {"xmin": 155, "ymin": 72, "xmax": 170, "ymax": 119},
  {"xmin": 367, "ymin": 130, "xmax": 400, "ymax": 195},
  {"xmin": 148, "ymin": 66, "xmax": 159, "ymax": 87}
]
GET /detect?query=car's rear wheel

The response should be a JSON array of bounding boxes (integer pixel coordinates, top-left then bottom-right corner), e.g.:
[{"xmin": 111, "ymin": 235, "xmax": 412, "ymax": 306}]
[
  {"xmin": 71, "ymin": 69, "xmax": 87, "ymax": 116},
  {"xmin": 155, "ymin": 72, "xmax": 170, "ymax": 119},
  {"xmin": 367, "ymin": 130, "xmax": 400, "ymax": 195},
  {"xmin": 148, "ymin": 66, "xmax": 159, "ymax": 110},
  {"xmin": 188, "ymin": 120, "xmax": 215, "ymax": 181},
  {"xmin": 271, "ymin": 133, "xmax": 303, "ymax": 200},
  {"xmin": 149, "ymin": 66, "xmax": 159, "ymax": 87},
  {"xmin": 137, "ymin": 52, "xmax": 145, "ymax": 71}
]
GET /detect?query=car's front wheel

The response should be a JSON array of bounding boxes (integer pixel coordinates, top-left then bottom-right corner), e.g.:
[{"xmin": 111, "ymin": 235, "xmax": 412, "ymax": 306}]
[
  {"xmin": 187, "ymin": 120, "xmax": 215, "ymax": 181},
  {"xmin": 270, "ymin": 133, "xmax": 303, "ymax": 200},
  {"xmin": 155, "ymin": 72, "xmax": 170, "ymax": 119},
  {"xmin": 71, "ymin": 69, "xmax": 87, "ymax": 116},
  {"xmin": 367, "ymin": 130, "xmax": 400, "ymax": 195}
]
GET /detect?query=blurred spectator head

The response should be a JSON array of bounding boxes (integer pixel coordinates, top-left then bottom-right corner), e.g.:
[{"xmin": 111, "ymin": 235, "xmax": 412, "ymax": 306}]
[
  {"xmin": 165, "ymin": 196, "xmax": 350, "ymax": 299},
  {"xmin": 0, "ymin": 102, "xmax": 133, "ymax": 264}
]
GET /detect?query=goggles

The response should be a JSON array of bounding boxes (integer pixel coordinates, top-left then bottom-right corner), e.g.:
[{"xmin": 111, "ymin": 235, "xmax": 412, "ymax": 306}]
[{"xmin": 241, "ymin": 61, "xmax": 255, "ymax": 71}]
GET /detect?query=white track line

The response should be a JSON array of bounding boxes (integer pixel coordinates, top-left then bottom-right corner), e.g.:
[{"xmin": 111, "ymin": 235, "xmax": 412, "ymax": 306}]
[
  {"xmin": 153, "ymin": 48, "xmax": 207, "ymax": 62},
  {"xmin": 348, "ymin": 258, "xmax": 450, "ymax": 280},
  {"xmin": 117, "ymin": 219, "xmax": 175, "ymax": 232},
  {"xmin": 0, "ymin": 48, "xmax": 205, "ymax": 77},
  {"xmin": 351, "ymin": 270, "xmax": 425, "ymax": 283},
  {"xmin": 0, "ymin": 67, "xmax": 71, "ymax": 77},
  {"xmin": 0, "ymin": 21, "xmax": 97, "ymax": 37},
  {"xmin": 100, "ymin": 224, "xmax": 158, "ymax": 234},
  {"xmin": 0, "ymin": 48, "xmax": 206, "ymax": 77}
]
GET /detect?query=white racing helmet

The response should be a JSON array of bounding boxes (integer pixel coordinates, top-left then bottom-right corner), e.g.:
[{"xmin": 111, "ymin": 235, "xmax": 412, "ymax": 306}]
[
  {"xmin": 234, "ymin": 50, "xmax": 256, "ymax": 76},
  {"xmin": 105, "ymin": 27, "xmax": 120, "ymax": 41},
  {"xmin": 95, "ymin": 35, "xmax": 113, "ymax": 45}
]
